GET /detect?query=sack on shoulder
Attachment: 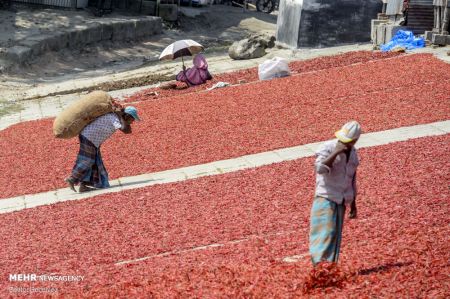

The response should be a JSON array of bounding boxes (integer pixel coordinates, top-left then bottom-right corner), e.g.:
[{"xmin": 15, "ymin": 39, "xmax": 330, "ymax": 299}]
[{"xmin": 53, "ymin": 91, "xmax": 115, "ymax": 139}]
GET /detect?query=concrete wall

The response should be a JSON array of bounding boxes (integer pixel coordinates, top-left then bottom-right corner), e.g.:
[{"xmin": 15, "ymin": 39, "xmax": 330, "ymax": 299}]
[
  {"xmin": 276, "ymin": 0, "xmax": 304, "ymax": 48},
  {"xmin": 0, "ymin": 17, "xmax": 162, "ymax": 68},
  {"xmin": 277, "ymin": 0, "xmax": 382, "ymax": 48}
]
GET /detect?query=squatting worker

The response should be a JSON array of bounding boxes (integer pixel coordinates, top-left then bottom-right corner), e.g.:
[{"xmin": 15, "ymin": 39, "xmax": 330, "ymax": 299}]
[
  {"xmin": 309, "ymin": 120, "xmax": 361, "ymax": 265},
  {"xmin": 65, "ymin": 106, "xmax": 140, "ymax": 193}
]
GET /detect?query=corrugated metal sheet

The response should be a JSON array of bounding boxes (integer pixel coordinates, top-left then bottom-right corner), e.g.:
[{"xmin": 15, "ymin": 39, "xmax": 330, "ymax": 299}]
[
  {"xmin": 13, "ymin": 0, "xmax": 75, "ymax": 8},
  {"xmin": 407, "ymin": 0, "xmax": 434, "ymax": 34}
]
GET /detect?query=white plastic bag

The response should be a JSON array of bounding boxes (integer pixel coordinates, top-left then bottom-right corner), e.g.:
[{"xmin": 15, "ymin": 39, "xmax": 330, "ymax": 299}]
[{"xmin": 258, "ymin": 57, "xmax": 291, "ymax": 81}]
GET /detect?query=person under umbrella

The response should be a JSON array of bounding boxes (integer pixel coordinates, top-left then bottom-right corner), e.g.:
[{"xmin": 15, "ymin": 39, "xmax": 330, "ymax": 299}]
[
  {"xmin": 159, "ymin": 39, "xmax": 212, "ymax": 87},
  {"xmin": 65, "ymin": 106, "xmax": 140, "ymax": 193},
  {"xmin": 176, "ymin": 54, "xmax": 212, "ymax": 87}
]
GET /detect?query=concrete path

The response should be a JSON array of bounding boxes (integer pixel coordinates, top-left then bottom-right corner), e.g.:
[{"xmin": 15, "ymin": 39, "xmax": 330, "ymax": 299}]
[
  {"xmin": 0, "ymin": 83, "xmax": 158, "ymax": 131},
  {"xmin": 1, "ymin": 120, "xmax": 448, "ymax": 214}
]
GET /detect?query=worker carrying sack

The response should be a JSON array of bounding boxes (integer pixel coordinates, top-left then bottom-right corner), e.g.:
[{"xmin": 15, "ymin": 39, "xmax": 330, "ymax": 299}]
[{"xmin": 53, "ymin": 91, "xmax": 122, "ymax": 139}]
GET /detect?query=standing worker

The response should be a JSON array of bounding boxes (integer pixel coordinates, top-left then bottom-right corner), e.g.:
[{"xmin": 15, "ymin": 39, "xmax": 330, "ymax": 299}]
[
  {"xmin": 65, "ymin": 106, "xmax": 140, "ymax": 193},
  {"xmin": 309, "ymin": 121, "xmax": 361, "ymax": 265}
]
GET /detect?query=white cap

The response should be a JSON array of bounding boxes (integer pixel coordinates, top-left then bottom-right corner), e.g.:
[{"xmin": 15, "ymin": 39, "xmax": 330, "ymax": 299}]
[{"xmin": 335, "ymin": 121, "xmax": 362, "ymax": 143}]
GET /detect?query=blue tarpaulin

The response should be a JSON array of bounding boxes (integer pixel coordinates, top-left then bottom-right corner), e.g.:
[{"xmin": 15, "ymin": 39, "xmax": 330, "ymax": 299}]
[{"xmin": 381, "ymin": 30, "xmax": 425, "ymax": 52}]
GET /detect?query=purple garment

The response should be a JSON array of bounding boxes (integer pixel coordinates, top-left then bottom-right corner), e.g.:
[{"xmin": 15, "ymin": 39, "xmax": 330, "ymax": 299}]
[{"xmin": 176, "ymin": 54, "xmax": 212, "ymax": 86}]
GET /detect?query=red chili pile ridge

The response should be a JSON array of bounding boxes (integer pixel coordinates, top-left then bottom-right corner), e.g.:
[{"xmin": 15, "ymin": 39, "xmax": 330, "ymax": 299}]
[
  {"xmin": 0, "ymin": 53, "xmax": 449, "ymax": 199},
  {"xmin": 302, "ymin": 262, "xmax": 350, "ymax": 293},
  {"xmin": 124, "ymin": 51, "xmax": 401, "ymax": 103},
  {"xmin": 0, "ymin": 135, "xmax": 448, "ymax": 297}
]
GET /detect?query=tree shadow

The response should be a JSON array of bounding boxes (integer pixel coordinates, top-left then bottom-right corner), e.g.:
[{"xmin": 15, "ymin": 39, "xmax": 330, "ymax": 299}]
[{"xmin": 358, "ymin": 261, "xmax": 413, "ymax": 276}]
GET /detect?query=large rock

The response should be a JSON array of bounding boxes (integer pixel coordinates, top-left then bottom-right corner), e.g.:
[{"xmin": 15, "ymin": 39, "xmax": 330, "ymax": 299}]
[{"xmin": 228, "ymin": 34, "xmax": 276, "ymax": 60}]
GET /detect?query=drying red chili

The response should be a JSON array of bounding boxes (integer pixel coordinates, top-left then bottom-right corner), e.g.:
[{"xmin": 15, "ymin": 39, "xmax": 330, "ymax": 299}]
[
  {"xmin": 0, "ymin": 135, "xmax": 448, "ymax": 297},
  {"xmin": 0, "ymin": 53, "xmax": 448, "ymax": 199}
]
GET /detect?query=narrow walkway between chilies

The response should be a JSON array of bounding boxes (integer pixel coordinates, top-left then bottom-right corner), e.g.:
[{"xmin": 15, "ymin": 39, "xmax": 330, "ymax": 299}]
[{"xmin": 1, "ymin": 120, "xmax": 448, "ymax": 214}]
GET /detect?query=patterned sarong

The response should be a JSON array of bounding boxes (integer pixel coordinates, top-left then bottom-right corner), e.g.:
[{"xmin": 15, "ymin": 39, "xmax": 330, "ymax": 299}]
[
  {"xmin": 309, "ymin": 197, "xmax": 346, "ymax": 265},
  {"xmin": 71, "ymin": 135, "xmax": 110, "ymax": 188}
]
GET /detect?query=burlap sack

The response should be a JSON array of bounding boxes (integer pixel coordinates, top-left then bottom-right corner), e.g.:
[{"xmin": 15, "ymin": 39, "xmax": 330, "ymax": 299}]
[{"xmin": 53, "ymin": 91, "xmax": 115, "ymax": 139}]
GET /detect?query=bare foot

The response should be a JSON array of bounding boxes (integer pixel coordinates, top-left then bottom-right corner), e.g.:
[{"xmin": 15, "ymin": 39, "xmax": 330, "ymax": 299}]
[
  {"xmin": 79, "ymin": 183, "xmax": 95, "ymax": 193},
  {"xmin": 65, "ymin": 177, "xmax": 77, "ymax": 193}
]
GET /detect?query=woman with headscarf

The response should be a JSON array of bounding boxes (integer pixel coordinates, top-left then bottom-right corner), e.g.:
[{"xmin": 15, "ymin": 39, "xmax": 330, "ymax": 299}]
[
  {"xmin": 176, "ymin": 54, "xmax": 212, "ymax": 87},
  {"xmin": 65, "ymin": 106, "xmax": 140, "ymax": 193}
]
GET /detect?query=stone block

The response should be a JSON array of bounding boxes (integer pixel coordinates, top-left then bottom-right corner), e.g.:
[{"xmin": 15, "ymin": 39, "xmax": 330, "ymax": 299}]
[
  {"xmin": 371, "ymin": 19, "xmax": 388, "ymax": 42},
  {"xmin": 0, "ymin": 58, "xmax": 13, "ymax": 73},
  {"xmin": 432, "ymin": 34, "xmax": 450, "ymax": 45},
  {"xmin": 141, "ymin": 0, "xmax": 156, "ymax": 15},
  {"xmin": 159, "ymin": 4, "xmax": 178, "ymax": 22},
  {"xmin": 45, "ymin": 34, "xmax": 69, "ymax": 51},
  {"xmin": 17, "ymin": 40, "xmax": 42, "ymax": 57},
  {"xmin": 6, "ymin": 46, "xmax": 32, "ymax": 64},
  {"xmin": 424, "ymin": 31, "xmax": 433, "ymax": 41},
  {"xmin": 136, "ymin": 17, "xmax": 162, "ymax": 37},
  {"xmin": 376, "ymin": 24, "xmax": 386, "ymax": 46},
  {"xmin": 385, "ymin": 24, "xmax": 404, "ymax": 43},
  {"xmin": 67, "ymin": 29, "xmax": 86, "ymax": 48},
  {"xmin": 27, "ymin": 34, "xmax": 55, "ymax": 54},
  {"xmin": 101, "ymin": 23, "xmax": 114, "ymax": 41},
  {"xmin": 85, "ymin": 23, "xmax": 103, "ymax": 44},
  {"xmin": 124, "ymin": 21, "xmax": 137, "ymax": 41},
  {"xmin": 152, "ymin": 18, "xmax": 163, "ymax": 35},
  {"xmin": 135, "ymin": 19, "xmax": 148, "ymax": 38},
  {"xmin": 111, "ymin": 21, "xmax": 134, "ymax": 41}
]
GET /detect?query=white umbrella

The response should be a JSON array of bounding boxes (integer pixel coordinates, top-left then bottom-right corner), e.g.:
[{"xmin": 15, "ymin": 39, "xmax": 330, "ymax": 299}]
[{"xmin": 159, "ymin": 39, "xmax": 204, "ymax": 68}]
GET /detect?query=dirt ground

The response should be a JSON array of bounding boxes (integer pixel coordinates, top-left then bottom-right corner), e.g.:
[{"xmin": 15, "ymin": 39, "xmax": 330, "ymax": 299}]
[
  {"xmin": 0, "ymin": 5, "xmax": 278, "ymax": 100},
  {"xmin": 1, "ymin": 4, "xmax": 448, "ymax": 106}
]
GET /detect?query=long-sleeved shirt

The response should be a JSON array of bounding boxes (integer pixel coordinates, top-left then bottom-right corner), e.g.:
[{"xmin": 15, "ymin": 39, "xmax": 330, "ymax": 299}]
[{"xmin": 314, "ymin": 140, "xmax": 359, "ymax": 205}]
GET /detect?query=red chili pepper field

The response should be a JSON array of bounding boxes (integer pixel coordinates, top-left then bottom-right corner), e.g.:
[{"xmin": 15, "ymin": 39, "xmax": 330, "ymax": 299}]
[
  {"xmin": 0, "ymin": 135, "xmax": 448, "ymax": 297},
  {"xmin": 0, "ymin": 51, "xmax": 449, "ymax": 297},
  {"xmin": 1, "ymin": 52, "xmax": 449, "ymax": 199}
]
